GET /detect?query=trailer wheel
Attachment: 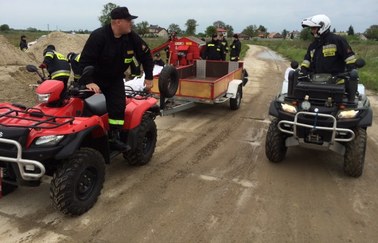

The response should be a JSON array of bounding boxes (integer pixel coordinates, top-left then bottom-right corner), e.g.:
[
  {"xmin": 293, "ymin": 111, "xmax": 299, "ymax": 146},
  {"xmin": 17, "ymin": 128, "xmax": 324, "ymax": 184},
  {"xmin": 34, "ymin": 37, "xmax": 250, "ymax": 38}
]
[
  {"xmin": 344, "ymin": 128, "xmax": 367, "ymax": 177},
  {"xmin": 50, "ymin": 148, "xmax": 105, "ymax": 216},
  {"xmin": 265, "ymin": 118, "xmax": 287, "ymax": 162},
  {"xmin": 158, "ymin": 65, "xmax": 179, "ymax": 98},
  {"xmin": 230, "ymin": 85, "xmax": 242, "ymax": 110},
  {"xmin": 123, "ymin": 114, "xmax": 157, "ymax": 166}
]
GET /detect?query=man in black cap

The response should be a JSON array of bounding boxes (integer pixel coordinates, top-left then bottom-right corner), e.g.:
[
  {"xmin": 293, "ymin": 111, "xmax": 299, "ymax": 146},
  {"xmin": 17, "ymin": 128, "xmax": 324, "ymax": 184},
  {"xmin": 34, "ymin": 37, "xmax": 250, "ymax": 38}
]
[
  {"xmin": 230, "ymin": 34, "xmax": 241, "ymax": 62},
  {"xmin": 153, "ymin": 53, "xmax": 165, "ymax": 66},
  {"xmin": 202, "ymin": 34, "xmax": 224, "ymax": 60},
  {"xmin": 79, "ymin": 6, "xmax": 154, "ymax": 151}
]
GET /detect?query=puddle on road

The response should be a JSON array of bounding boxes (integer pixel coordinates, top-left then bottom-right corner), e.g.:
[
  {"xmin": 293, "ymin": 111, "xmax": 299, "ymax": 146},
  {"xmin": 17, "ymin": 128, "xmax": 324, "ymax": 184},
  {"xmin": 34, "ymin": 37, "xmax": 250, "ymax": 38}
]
[{"xmin": 257, "ymin": 50, "xmax": 286, "ymax": 61}]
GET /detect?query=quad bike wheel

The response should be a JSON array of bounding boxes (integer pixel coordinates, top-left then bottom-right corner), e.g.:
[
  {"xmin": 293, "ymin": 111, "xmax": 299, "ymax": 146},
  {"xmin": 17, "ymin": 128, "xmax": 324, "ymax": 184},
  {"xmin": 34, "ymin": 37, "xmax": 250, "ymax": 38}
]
[
  {"xmin": 50, "ymin": 148, "xmax": 105, "ymax": 216},
  {"xmin": 230, "ymin": 85, "xmax": 242, "ymax": 110},
  {"xmin": 158, "ymin": 65, "xmax": 179, "ymax": 98},
  {"xmin": 1, "ymin": 182, "xmax": 18, "ymax": 196},
  {"xmin": 344, "ymin": 128, "xmax": 367, "ymax": 177},
  {"xmin": 1, "ymin": 167, "xmax": 18, "ymax": 196},
  {"xmin": 123, "ymin": 114, "xmax": 157, "ymax": 166},
  {"xmin": 265, "ymin": 118, "xmax": 287, "ymax": 162}
]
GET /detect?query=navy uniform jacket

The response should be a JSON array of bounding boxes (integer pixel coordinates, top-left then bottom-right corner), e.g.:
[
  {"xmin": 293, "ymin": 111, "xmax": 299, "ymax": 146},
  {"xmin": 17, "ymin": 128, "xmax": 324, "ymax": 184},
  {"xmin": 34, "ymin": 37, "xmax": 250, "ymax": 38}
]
[
  {"xmin": 202, "ymin": 39, "xmax": 224, "ymax": 60},
  {"xmin": 80, "ymin": 25, "xmax": 153, "ymax": 85},
  {"xmin": 301, "ymin": 31, "xmax": 356, "ymax": 74}
]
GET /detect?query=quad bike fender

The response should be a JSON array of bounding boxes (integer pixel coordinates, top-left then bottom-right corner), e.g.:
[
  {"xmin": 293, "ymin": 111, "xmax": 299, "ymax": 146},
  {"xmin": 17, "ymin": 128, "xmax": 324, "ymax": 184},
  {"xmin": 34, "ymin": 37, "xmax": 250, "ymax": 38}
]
[
  {"xmin": 358, "ymin": 108, "xmax": 373, "ymax": 127},
  {"xmin": 226, "ymin": 80, "xmax": 243, "ymax": 99},
  {"xmin": 54, "ymin": 125, "xmax": 109, "ymax": 163},
  {"xmin": 124, "ymin": 98, "xmax": 158, "ymax": 130},
  {"xmin": 269, "ymin": 101, "xmax": 280, "ymax": 117}
]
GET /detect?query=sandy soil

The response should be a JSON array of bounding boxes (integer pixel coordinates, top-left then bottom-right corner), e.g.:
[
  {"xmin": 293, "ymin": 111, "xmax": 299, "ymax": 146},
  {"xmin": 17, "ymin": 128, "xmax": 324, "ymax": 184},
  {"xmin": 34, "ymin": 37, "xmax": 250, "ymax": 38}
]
[{"xmin": 0, "ymin": 44, "xmax": 378, "ymax": 243}]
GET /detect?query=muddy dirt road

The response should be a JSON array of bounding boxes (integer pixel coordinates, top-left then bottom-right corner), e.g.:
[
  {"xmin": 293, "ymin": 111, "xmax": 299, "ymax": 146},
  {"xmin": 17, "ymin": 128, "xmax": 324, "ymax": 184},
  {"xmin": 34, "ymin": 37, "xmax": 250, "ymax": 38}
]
[{"xmin": 1, "ymin": 45, "xmax": 378, "ymax": 242}]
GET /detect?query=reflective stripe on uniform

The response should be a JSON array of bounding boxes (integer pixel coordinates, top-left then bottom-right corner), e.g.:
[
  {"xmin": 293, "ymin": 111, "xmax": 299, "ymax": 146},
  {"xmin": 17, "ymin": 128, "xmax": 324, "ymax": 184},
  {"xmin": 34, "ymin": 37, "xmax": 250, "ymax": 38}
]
[
  {"xmin": 208, "ymin": 44, "xmax": 215, "ymax": 47},
  {"xmin": 51, "ymin": 70, "xmax": 71, "ymax": 79},
  {"xmin": 74, "ymin": 54, "xmax": 81, "ymax": 62},
  {"xmin": 108, "ymin": 119, "xmax": 125, "ymax": 125},
  {"xmin": 124, "ymin": 58, "xmax": 133, "ymax": 64},
  {"xmin": 336, "ymin": 79, "xmax": 345, "ymax": 85},
  {"xmin": 301, "ymin": 60, "xmax": 310, "ymax": 68},
  {"xmin": 45, "ymin": 51, "xmax": 54, "ymax": 58},
  {"xmin": 132, "ymin": 56, "xmax": 139, "ymax": 66},
  {"xmin": 345, "ymin": 55, "xmax": 357, "ymax": 64}
]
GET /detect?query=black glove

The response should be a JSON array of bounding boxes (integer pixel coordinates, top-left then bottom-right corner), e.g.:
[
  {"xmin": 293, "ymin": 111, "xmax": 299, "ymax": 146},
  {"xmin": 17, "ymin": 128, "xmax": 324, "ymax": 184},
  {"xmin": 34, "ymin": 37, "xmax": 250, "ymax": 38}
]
[
  {"xmin": 346, "ymin": 63, "xmax": 356, "ymax": 71},
  {"xmin": 299, "ymin": 66, "xmax": 309, "ymax": 76}
]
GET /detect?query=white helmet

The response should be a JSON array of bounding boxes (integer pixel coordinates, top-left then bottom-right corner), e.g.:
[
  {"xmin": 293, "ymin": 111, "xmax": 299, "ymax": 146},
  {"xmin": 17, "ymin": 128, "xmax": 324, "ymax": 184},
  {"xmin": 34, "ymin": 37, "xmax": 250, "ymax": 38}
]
[{"xmin": 301, "ymin": 14, "xmax": 331, "ymax": 36}]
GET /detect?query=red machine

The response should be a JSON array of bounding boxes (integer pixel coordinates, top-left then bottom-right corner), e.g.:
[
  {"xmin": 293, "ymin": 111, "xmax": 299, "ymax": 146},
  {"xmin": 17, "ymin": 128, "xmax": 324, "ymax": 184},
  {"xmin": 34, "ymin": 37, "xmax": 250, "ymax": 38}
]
[{"xmin": 151, "ymin": 36, "xmax": 206, "ymax": 67}]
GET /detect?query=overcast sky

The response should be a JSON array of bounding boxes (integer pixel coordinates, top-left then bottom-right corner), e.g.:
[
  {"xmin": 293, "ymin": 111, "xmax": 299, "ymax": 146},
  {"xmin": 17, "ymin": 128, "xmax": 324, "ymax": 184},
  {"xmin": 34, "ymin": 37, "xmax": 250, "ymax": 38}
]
[{"xmin": 1, "ymin": 0, "xmax": 377, "ymax": 34}]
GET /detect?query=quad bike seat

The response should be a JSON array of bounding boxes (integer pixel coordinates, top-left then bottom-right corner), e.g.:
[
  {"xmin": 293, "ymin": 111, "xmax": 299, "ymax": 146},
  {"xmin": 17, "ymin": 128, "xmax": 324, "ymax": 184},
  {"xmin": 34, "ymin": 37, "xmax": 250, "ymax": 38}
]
[{"xmin": 83, "ymin": 94, "xmax": 107, "ymax": 116}]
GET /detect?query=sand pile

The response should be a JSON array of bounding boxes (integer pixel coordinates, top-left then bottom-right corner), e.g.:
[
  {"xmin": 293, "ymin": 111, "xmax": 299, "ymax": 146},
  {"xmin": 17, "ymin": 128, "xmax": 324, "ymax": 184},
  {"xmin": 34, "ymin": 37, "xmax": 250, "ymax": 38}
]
[
  {"xmin": 27, "ymin": 31, "xmax": 89, "ymax": 63},
  {"xmin": 0, "ymin": 35, "xmax": 37, "ymax": 66}
]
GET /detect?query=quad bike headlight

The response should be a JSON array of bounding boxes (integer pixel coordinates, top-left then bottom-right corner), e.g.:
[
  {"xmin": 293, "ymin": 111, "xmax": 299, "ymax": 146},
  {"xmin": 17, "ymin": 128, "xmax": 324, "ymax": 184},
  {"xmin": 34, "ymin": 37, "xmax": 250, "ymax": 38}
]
[
  {"xmin": 281, "ymin": 103, "xmax": 297, "ymax": 114},
  {"xmin": 34, "ymin": 135, "xmax": 64, "ymax": 146},
  {"xmin": 37, "ymin": 93, "xmax": 51, "ymax": 103},
  {"xmin": 338, "ymin": 110, "xmax": 359, "ymax": 119}
]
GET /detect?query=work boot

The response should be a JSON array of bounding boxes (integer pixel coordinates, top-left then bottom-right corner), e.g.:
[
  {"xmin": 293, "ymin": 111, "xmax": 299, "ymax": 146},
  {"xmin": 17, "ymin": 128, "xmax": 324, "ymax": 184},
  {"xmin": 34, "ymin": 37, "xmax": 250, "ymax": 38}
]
[{"xmin": 108, "ymin": 129, "xmax": 129, "ymax": 151}]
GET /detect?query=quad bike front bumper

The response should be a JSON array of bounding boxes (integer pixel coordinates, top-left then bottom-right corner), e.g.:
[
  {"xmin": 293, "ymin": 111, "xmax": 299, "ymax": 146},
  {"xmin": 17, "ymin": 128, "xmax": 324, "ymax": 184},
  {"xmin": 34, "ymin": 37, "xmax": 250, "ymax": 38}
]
[
  {"xmin": 0, "ymin": 138, "xmax": 46, "ymax": 181},
  {"xmin": 278, "ymin": 111, "xmax": 355, "ymax": 155}
]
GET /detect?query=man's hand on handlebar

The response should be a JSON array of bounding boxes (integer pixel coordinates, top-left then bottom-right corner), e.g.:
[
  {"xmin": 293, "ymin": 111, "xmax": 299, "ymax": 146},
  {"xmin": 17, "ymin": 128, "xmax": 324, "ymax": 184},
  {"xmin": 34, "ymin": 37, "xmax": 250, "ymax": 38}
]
[
  {"xmin": 86, "ymin": 83, "xmax": 101, "ymax": 94},
  {"xmin": 144, "ymin": 79, "xmax": 153, "ymax": 91}
]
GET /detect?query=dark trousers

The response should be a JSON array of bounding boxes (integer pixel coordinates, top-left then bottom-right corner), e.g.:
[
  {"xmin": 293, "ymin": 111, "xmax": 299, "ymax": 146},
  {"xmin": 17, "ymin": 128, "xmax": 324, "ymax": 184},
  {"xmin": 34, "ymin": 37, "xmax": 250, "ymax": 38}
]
[{"xmin": 98, "ymin": 77, "xmax": 126, "ymax": 129}]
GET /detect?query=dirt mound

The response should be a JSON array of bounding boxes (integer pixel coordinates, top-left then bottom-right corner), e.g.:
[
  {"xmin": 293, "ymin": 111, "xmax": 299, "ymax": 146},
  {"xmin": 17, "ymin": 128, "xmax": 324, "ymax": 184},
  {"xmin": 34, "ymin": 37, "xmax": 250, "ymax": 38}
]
[
  {"xmin": 0, "ymin": 35, "xmax": 36, "ymax": 66},
  {"xmin": 27, "ymin": 32, "xmax": 89, "ymax": 63}
]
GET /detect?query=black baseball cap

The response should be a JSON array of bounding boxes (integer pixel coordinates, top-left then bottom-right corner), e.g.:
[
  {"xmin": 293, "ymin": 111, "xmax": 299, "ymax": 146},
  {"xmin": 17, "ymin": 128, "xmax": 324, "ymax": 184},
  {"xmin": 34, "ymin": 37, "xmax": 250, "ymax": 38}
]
[{"xmin": 110, "ymin": 7, "xmax": 138, "ymax": 20}]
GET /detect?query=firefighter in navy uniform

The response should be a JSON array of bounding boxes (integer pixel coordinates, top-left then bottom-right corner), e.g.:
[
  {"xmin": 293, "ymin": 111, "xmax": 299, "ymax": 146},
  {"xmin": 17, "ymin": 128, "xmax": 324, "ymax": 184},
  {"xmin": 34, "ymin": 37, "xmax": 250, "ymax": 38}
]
[
  {"xmin": 220, "ymin": 34, "xmax": 229, "ymax": 61},
  {"xmin": 67, "ymin": 52, "xmax": 81, "ymax": 82},
  {"xmin": 230, "ymin": 34, "xmax": 241, "ymax": 62},
  {"xmin": 153, "ymin": 53, "xmax": 165, "ymax": 66},
  {"xmin": 202, "ymin": 34, "xmax": 224, "ymax": 60},
  {"xmin": 39, "ymin": 45, "xmax": 71, "ymax": 89},
  {"xmin": 300, "ymin": 14, "xmax": 357, "ymax": 102},
  {"xmin": 79, "ymin": 6, "xmax": 154, "ymax": 151}
]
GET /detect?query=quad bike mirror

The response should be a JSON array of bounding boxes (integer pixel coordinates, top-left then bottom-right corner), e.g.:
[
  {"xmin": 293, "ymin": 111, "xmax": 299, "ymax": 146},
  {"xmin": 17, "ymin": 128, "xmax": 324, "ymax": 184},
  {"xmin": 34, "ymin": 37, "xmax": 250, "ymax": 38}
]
[
  {"xmin": 26, "ymin": 64, "xmax": 38, "ymax": 73},
  {"xmin": 290, "ymin": 61, "xmax": 299, "ymax": 69},
  {"xmin": 355, "ymin": 58, "xmax": 366, "ymax": 69}
]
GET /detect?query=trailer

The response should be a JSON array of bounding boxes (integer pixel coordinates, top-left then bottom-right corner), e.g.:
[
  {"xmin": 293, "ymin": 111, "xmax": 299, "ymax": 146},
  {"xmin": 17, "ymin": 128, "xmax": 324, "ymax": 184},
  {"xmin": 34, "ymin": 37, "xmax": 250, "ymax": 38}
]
[{"xmin": 151, "ymin": 60, "xmax": 248, "ymax": 115}]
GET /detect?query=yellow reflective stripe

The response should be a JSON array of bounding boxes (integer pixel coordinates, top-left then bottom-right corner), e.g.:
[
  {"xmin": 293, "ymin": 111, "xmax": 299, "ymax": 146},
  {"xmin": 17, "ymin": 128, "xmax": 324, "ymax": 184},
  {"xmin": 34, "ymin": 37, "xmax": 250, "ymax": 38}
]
[
  {"xmin": 345, "ymin": 55, "xmax": 356, "ymax": 64},
  {"xmin": 216, "ymin": 48, "xmax": 220, "ymax": 51},
  {"xmin": 301, "ymin": 60, "xmax": 310, "ymax": 68},
  {"xmin": 336, "ymin": 79, "xmax": 345, "ymax": 85},
  {"xmin": 75, "ymin": 54, "xmax": 81, "ymax": 62},
  {"xmin": 124, "ymin": 58, "xmax": 133, "ymax": 64},
  {"xmin": 132, "ymin": 56, "xmax": 139, "ymax": 66},
  {"xmin": 45, "ymin": 52, "xmax": 54, "ymax": 58},
  {"xmin": 208, "ymin": 44, "xmax": 215, "ymax": 47},
  {"xmin": 74, "ymin": 74, "xmax": 81, "ymax": 79},
  {"xmin": 108, "ymin": 119, "xmax": 124, "ymax": 125},
  {"xmin": 51, "ymin": 70, "xmax": 71, "ymax": 79},
  {"xmin": 55, "ymin": 52, "xmax": 68, "ymax": 61}
]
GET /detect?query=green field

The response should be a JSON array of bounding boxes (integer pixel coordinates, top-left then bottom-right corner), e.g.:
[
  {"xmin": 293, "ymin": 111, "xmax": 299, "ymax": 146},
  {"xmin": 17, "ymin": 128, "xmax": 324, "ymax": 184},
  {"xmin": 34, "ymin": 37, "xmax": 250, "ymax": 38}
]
[
  {"xmin": 0, "ymin": 30, "xmax": 50, "ymax": 47},
  {"xmin": 241, "ymin": 38, "xmax": 378, "ymax": 91}
]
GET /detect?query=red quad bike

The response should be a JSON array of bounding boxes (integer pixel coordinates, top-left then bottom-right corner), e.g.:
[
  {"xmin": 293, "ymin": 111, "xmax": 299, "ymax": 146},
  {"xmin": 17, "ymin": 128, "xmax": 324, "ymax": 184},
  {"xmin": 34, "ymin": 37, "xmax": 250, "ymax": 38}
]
[{"xmin": 0, "ymin": 65, "xmax": 160, "ymax": 216}]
